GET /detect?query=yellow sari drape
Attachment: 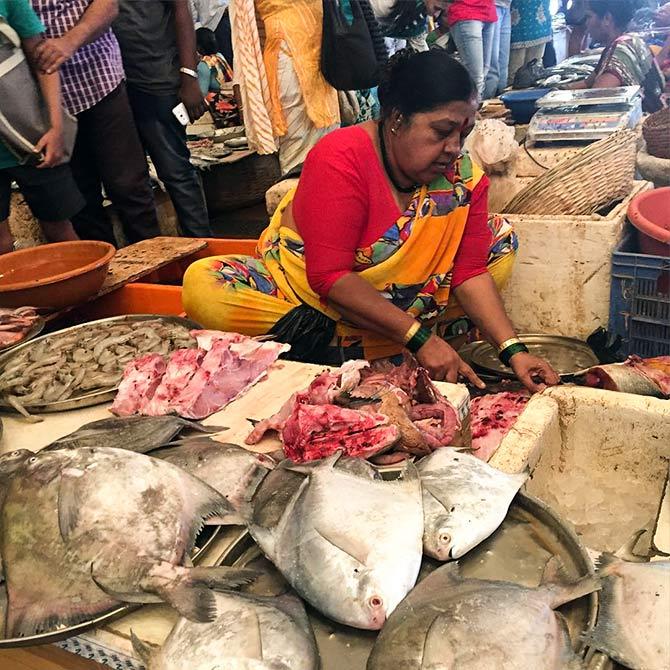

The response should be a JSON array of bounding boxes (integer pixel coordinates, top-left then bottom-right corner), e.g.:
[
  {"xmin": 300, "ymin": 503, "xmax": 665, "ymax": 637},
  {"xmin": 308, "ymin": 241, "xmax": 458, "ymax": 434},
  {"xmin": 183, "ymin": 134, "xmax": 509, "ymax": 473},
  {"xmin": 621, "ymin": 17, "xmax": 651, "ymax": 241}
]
[{"xmin": 183, "ymin": 154, "xmax": 517, "ymax": 360}]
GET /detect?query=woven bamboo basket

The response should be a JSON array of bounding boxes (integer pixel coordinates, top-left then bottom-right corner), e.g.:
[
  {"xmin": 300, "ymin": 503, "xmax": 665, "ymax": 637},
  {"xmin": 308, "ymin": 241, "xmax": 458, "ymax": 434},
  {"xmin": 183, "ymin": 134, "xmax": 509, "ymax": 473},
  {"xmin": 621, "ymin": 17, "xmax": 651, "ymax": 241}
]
[
  {"xmin": 642, "ymin": 108, "xmax": 670, "ymax": 160},
  {"xmin": 504, "ymin": 129, "xmax": 638, "ymax": 216}
]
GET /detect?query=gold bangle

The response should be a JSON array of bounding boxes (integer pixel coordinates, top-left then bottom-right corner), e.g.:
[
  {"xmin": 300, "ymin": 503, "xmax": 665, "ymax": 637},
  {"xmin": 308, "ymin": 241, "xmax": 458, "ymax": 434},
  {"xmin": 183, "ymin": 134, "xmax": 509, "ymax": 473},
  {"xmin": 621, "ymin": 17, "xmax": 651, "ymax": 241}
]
[
  {"xmin": 498, "ymin": 337, "xmax": 523, "ymax": 354},
  {"xmin": 403, "ymin": 321, "xmax": 421, "ymax": 344}
]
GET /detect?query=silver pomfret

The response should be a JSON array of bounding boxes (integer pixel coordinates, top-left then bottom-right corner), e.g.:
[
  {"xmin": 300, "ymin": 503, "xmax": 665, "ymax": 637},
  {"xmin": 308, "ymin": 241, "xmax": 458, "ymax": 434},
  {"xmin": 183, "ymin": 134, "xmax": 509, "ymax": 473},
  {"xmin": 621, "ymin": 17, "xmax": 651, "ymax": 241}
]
[
  {"xmin": 417, "ymin": 448, "xmax": 527, "ymax": 560},
  {"xmin": 250, "ymin": 455, "xmax": 423, "ymax": 630}
]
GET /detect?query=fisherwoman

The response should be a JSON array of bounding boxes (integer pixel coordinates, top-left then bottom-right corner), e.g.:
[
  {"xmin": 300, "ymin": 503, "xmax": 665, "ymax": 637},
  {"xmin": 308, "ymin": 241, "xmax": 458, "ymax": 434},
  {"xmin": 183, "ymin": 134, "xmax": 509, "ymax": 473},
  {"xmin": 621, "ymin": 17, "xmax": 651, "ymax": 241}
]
[{"xmin": 183, "ymin": 49, "xmax": 559, "ymax": 393}]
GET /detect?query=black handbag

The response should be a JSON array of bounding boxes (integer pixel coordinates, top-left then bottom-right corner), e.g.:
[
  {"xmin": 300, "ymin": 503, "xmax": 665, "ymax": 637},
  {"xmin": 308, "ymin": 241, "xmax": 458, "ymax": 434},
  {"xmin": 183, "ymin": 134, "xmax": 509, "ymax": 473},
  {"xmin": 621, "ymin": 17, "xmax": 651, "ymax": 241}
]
[{"xmin": 321, "ymin": 0, "xmax": 381, "ymax": 91}]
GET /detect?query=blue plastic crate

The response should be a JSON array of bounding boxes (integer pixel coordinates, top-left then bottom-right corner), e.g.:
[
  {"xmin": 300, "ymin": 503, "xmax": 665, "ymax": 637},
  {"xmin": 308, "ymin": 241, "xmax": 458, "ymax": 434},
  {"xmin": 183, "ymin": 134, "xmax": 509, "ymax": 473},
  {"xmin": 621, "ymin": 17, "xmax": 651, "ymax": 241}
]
[{"xmin": 610, "ymin": 226, "xmax": 670, "ymax": 357}]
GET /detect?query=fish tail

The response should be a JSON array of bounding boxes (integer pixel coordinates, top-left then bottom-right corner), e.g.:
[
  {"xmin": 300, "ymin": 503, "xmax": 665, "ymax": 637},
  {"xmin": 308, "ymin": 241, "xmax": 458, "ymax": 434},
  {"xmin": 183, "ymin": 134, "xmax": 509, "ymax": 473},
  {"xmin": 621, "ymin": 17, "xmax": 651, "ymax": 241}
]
[{"xmin": 150, "ymin": 565, "xmax": 259, "ymax": 623}]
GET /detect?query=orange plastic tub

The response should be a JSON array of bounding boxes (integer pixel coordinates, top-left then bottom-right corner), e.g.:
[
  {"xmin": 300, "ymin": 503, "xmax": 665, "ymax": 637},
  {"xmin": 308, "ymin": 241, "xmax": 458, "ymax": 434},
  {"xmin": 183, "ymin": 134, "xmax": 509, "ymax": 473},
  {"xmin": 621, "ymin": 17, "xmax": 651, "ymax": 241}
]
[{"xmin": 628, "ymin": 187, "xmax": 670, "ymax": 257}]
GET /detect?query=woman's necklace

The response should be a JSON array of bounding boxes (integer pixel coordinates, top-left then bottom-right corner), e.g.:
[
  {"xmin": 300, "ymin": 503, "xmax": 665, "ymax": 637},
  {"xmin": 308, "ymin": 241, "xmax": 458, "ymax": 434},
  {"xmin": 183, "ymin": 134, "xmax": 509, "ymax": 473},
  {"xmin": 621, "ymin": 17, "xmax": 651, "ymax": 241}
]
[{"xmin": 377, "ymin": 122, "xmax": 419, "ymax": 195}]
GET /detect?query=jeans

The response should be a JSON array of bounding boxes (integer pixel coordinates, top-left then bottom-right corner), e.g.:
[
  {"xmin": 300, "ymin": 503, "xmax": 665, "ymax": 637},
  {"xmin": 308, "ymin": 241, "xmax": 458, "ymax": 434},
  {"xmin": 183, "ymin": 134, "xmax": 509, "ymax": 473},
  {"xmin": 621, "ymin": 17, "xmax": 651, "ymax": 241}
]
[
  {"xmin": 484, "ymin": 5, "xmax": 511, "ymax": 98},
  {"xmin": 126, "ymin": 84, "xmax": 211, "ymax": 238},
  {"xmin": 70, "ymin": 83, "xmax": 160, "ymax": 245},
  {"xmin": 450, "ymin": 19, "xmax": 495, "ymax": 99}
]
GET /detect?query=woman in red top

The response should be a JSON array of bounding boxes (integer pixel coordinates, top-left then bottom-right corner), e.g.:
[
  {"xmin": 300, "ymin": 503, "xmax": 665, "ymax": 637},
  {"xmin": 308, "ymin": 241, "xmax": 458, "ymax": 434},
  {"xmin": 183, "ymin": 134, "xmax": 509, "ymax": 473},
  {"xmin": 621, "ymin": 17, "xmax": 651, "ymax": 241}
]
[
  {"xmin": 183, "ymin": 50, "xmax": 558, "ymax": 392},
  {"xmin": 446, "ymin": 0, "xmax": 498, "ymax": 97}
]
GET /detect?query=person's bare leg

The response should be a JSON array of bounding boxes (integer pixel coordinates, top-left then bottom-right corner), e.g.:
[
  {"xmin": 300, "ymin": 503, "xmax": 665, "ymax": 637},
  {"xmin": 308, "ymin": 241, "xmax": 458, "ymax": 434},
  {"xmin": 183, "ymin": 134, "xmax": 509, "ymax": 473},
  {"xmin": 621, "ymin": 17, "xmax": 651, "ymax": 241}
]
[
  {"xmin": 0, "ymin": 219, "xmax": 15, "ymax": 254},
  {"xmin": 39, "ymin": 219, "xmax": 80, "ymax": 243}
]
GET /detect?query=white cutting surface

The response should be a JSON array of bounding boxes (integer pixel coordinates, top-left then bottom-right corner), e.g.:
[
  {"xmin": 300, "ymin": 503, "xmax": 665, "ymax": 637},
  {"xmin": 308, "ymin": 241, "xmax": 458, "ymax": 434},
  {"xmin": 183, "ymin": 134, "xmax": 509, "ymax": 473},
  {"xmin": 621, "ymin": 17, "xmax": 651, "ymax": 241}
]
[{"xmin": 0, "ymin": 360, "xmax": 470, "ymax": 456}]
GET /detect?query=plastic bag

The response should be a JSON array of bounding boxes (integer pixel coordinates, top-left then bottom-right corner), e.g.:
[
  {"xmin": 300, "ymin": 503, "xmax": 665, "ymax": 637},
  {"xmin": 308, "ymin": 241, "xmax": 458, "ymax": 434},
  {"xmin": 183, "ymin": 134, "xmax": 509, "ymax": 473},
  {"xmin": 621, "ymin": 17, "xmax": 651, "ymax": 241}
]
[{"xmin": 269, "ymin": 304, "xmax": 336, "ymax": 364}]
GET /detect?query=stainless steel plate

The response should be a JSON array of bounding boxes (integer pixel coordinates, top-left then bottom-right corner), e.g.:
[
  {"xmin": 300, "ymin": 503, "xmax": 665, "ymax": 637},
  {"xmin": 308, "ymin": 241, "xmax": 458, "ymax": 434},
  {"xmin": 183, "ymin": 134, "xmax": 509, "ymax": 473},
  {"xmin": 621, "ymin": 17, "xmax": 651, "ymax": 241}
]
[
  {"xmin": 469, "ymin": 334, "xmax": 600, "ymax": 378},
  {"xmin": 0, "ymin": 314, "xmax": 200, "ymax": 414},
  {"xmin": 0, "ymin": 524, "xmax": 221, "ymax": 648},
  {"xmin": 215, "ymin": 493, "xmax": 598, "ymax": 670},
  {"xmin": 0, "ymin": 317, "xmax": 45, "ymax": 354}
]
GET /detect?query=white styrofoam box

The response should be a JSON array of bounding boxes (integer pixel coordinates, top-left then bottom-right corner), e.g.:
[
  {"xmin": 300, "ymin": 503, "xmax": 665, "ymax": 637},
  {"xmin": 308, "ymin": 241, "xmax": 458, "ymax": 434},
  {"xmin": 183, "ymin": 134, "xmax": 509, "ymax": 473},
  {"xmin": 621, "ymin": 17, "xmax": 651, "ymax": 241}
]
[
  {"xmin": 501, "ymin": 180, "xmax": 653, "ymax": 339},
  {"xmin": 492, "ymin": 386, "xmax": 670, "ymax": 553}
]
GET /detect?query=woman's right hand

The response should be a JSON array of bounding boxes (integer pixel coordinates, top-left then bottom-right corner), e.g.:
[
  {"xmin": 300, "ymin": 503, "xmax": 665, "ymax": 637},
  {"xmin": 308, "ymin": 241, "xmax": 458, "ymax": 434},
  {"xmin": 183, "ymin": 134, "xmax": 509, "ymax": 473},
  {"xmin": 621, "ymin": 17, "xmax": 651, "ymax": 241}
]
[{"xmin": 416, "ymin": 335, "xmax": 485, "ymax": 388}]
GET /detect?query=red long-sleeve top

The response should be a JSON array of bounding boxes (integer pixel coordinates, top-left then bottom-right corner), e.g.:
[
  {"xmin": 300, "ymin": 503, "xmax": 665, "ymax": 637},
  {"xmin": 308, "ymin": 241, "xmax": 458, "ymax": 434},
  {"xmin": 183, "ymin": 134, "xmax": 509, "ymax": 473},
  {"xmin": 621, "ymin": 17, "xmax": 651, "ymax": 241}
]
[
  {"xmin": 447, "ymin": 0, "xmax": 497, "ymax": 25},
  {"xmin": 292, "ymin": 126, "xmax": 491, "ymax": 299}
]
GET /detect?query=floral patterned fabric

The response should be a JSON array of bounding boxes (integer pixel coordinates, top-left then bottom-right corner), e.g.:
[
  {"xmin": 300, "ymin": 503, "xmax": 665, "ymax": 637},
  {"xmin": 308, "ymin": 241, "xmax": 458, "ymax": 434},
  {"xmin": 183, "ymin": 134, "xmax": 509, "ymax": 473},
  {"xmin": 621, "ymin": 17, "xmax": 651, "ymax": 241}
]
[{"xmin": 510, "ymin": 0, "xmax": 552, "ymax": 48}]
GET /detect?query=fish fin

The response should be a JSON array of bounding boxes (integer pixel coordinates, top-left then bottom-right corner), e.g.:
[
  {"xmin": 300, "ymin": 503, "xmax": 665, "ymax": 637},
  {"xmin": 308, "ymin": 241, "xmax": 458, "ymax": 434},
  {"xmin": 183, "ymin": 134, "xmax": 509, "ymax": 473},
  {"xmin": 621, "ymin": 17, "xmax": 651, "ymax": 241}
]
[
  {"xmin": 187, "ymin": 483, "xmax": 240, "ymax": 552},
  {"xmin": 153, "ymin": 566, "xmax": 259, "ymax": 623},
  {"xmin": 546, "ymin": 574, "xmax": 601, "ymax": 609},
  {"xmin": 594, "ymin": 553, "xmax": 626, "ymax": 576},
  {"xmin": 397, "ymin": 460, "xmax": 420, "ymax": 484},
  {"xmin": 614, "ymin": 528, "xmax": 650, "ymax": 562},
  {"xmin": 179, "ymin": 420, "xmax": 228, "ymax": 434},
  {"xmin": 282, "ymin": 451, "xmax": 343, "ymax": 475},
  {"xmin": 315, "ymin": 526, "xmax": 370, "ymax": 565},
  {"xmin": 204, "ymin": 507, "xmax": 249, "ymax": 527},
  {"xmin": 422, "ymin": 481, "xmax": 452, "ymax": 513},
  {"xmin": 248, "ymin": 524, "xmax": 277, "ymax": 558},
  {"xmin": 57, "ymin": 470, "xmax": 83, "ymax": 543},
  {"xmin": 581, "ymin": 598, "xmax": 636, "ymax": 667},
  {"xmin": 90, "ymin": 565, "xmax": 163, "ymax": 605},
  {"xmin": 541, "ymin": 556, "xmax": 571, "ymax": 585},
  {"xmin": 130, "ymin": 630, "xmax": 158, "ymax": 668}
]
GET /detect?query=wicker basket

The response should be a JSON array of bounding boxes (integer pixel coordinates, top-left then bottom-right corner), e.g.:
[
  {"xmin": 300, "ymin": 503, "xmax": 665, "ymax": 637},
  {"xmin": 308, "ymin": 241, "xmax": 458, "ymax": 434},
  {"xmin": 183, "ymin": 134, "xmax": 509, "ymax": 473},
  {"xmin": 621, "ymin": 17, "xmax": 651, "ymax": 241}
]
[
  {"xmin": 642, "ymin": 108, "xmax": 670, "ymax": 160},
  {"xmin": 503, "ymin": 129, "xmax": 638, "ymax": 216}
]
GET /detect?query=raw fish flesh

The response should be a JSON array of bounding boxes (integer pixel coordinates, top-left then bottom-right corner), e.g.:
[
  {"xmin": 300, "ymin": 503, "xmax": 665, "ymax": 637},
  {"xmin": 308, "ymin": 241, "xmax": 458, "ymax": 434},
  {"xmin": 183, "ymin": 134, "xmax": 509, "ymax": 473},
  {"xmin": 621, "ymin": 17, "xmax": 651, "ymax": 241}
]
[
  {"xmin": 417, "ymin": 448, "xmax": 528, "ymax": 560},
  {"xmin": 281, "ymin": 403, "xmax": 399, "ymax": 462},
  {"xmin": 111, "ymin": 353, "xmax": 166, "ymax": 416},
  {"xmin": 583, "ymin": 555, "xmax": 670, "ymax": 670},
  {"xmin": 249, "ymin": 454, "xmax": 424, "ymax": 629},
  {"xmin": 132, "ymin": 591, "xmax": 320, "ymax": 670},
  {"xmin": 470, "ymin": 391, "xmax": 529, "ymax": 461},
  {"xmin": 112, "ymin": 331, "xmax": 289, "ymax": 419},
  {"xmin": 367, "ymin": 562, "xmax": 600, "ymax": 669},
  {"xmin": 0, "ymin": 447, "xmax": 255, "ymax": 637}
]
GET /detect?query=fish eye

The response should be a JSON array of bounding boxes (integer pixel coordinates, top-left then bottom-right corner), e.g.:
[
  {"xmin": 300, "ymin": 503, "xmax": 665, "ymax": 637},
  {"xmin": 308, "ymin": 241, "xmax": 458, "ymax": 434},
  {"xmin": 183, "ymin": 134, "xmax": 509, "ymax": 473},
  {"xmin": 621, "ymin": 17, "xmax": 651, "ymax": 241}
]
[
  {"xmin": 28, "ymin": 457, "xmax": 37, "ymax": 463},
  {"xmin": 439, "ymin": 532, "xmax": 451, "ymax": 545},
  {"xmin": 369, "ymin": 596, "xmax": 383, "ymax": 609}
]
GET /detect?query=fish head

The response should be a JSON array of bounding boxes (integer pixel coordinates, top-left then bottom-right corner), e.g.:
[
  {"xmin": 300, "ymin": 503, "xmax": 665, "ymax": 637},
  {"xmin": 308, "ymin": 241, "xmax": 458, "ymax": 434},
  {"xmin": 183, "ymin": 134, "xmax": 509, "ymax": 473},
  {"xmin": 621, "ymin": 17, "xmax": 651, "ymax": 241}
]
[
  {"xmin": 352, "ymin": 571, "xmax": 388, "ymax": 629},
  {"xmin": 424, "ymin": 514, "xmax": 456, "ymax": 561},
  {"xmin": 0, "ymin": 449, "xmax": 32, "ymax": 477}
]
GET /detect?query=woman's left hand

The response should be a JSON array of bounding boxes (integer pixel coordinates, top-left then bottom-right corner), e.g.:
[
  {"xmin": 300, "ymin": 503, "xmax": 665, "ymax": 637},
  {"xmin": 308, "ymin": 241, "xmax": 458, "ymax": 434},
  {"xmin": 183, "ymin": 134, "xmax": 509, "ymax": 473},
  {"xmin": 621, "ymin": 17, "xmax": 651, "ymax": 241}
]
[{"xmin": 509, "ymin": 352, "xmax": 560, "ymax": 393}]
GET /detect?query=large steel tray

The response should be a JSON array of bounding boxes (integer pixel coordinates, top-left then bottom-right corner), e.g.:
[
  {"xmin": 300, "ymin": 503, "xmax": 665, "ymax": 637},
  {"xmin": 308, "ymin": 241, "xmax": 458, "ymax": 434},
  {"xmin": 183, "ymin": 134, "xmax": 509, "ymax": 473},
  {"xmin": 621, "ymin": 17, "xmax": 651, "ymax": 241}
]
[
  {"xmin": 0, "ymin": 314, "xmax": 199, "ymax": 414},
  {"xmin": 215, "ymin": 492, "xmax": 599, "ymax": 670}
]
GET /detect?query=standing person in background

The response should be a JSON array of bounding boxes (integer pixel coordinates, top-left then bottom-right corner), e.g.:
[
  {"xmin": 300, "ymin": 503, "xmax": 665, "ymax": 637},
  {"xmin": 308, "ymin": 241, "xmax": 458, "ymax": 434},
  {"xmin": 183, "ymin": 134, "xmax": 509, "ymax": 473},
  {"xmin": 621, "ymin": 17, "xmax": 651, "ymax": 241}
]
[
  {"xmin": 114, "ymin": 0, "xmax": 212, "ymax": 238},
  {"xmin": 485, "ymin": 0, "xmax": 512, "ymax": 97},
  {"xmin": 31, "ymin": 0, "xmax": 160, "ymax": 246},
  {"xmin": 446, "ymin": 0, "xmax": 498, "ymax": 98},
  {"xmin": 508, "ymin": 0, "xmax": 552, "ymax": 86},
  {"xmin": 190, "ymin": 0, "xmax": 233, "ymax": 66},
  {"xmin": 0, "ymin": 0, "xmax": 83, "ymax": 253},
  {"xmin": 255, "ymin": 0, "xmax": 339, "ymax": 175}
]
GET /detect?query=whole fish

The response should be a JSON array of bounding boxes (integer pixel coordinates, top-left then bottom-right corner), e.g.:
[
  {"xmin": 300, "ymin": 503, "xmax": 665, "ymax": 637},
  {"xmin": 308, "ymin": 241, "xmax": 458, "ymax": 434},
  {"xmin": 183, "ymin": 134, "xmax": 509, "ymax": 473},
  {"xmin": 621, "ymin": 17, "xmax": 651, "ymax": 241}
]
[
  {"xmin": 249, "ymin": 453, "xmax": 423, "ymax": 630},
  {"xmin": 583, "ymin": 555, "xmax": 670, "ymax": 670},
  {"xmin": 0, "ymin": 447, "xmax": 255, "ymax": 638},
  {"xmin": 42, "ymin": 416, "xmax": 222, "ymax": 453},
  {"xmin": 417, "ymin": 448, "xmax": 528, "ymax": 560},
  {"xmin": 154, "ymin": 439, "xmax": 274, "ymax": 512},
  {"xmin": 132, "ymin": 591, "xmax": 320, "ymax": 670},
  {"xmin": 367, "ymin": 562, "xmax": 600, "ymax": 670}
]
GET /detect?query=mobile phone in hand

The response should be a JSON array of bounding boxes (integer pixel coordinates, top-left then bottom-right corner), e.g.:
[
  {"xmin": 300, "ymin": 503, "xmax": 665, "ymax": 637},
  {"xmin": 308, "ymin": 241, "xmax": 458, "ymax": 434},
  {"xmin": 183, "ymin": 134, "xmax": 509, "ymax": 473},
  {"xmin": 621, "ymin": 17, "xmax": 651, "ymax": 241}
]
[{"xmin": 172, "ymin": 102, "xmax": 190, "ymax": 126}]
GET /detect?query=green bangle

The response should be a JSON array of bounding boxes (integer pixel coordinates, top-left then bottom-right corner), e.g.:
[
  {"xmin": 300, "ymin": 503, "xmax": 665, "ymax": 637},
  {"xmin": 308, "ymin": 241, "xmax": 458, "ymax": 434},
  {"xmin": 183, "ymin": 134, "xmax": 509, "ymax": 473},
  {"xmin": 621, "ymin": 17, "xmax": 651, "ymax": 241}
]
[
  {"xmin": 499, "ymin": 342, "xmax": 529, "ymax": 367},
  {"xmin": 406, "ymin": 325, "xmax": 432, "ymax": 354}
]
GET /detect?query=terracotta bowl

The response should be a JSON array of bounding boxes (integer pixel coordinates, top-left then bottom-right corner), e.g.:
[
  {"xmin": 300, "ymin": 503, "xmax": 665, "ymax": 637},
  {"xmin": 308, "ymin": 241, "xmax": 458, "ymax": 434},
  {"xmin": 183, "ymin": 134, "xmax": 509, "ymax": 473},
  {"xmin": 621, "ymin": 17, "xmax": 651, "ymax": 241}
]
[{"xmin": 0, "ymin": 241, "xmax": 116, "ymax": 310}]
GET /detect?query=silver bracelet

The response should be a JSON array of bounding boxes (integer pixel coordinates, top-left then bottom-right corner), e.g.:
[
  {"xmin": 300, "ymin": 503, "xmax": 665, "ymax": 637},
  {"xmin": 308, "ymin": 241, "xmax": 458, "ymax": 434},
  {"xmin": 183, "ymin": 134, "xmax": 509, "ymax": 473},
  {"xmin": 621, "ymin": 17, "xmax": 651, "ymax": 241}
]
[{"xmin": 179, "ymin": 67, "xmax": 198, "ymax": 79}]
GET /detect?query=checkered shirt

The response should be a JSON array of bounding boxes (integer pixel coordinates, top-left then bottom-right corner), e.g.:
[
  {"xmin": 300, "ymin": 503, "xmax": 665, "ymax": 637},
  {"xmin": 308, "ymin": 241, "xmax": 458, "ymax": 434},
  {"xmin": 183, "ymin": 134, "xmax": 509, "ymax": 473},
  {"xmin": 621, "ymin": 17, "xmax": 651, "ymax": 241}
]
[{"xmin": 31, "ymin": 0, "xmax": 125, "ymax": 115}]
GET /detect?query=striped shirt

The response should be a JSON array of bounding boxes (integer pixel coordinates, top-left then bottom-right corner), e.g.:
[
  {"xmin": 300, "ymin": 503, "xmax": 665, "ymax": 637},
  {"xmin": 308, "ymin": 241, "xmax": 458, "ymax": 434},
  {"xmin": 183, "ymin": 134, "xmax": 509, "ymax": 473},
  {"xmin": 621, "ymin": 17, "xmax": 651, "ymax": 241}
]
[{"xmin": 31, "ymin": 0, "xmax": 124, "ymax": 115}]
